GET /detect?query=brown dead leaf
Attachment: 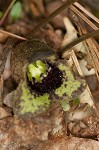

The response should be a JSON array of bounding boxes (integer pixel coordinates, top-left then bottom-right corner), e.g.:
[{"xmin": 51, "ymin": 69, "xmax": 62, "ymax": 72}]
[
  {"xmin": 0, "ymin": 107, "xmax": 11, "ymax": 119},
  {"xmin": 68, "ymin": 114, "xmax": 99, "ymax": 140},
  {"xmin": 29, "ymin": 0, "xmax": 45, "ymax": 17}
]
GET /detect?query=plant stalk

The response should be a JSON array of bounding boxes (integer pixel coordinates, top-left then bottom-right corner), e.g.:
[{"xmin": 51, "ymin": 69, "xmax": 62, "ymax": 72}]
[{"xmin": 58, "ymin": 29, "xmax": 99, "ymax": 55}]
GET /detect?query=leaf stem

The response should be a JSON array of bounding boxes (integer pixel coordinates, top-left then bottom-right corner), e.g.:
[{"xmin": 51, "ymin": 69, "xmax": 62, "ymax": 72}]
[{"xmin": 58, "ymin": 29, "xmax": 99, "ymax": 55}]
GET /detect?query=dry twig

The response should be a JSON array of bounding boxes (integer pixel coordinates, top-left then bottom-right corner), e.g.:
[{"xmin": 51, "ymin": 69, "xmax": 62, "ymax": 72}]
[
  {"xmin": 59, "ymin": 29, "xmax": 99, "ymax": 54},
  {"xmin": 70, "ymin": 5, "xmax": 98, "ymax": 30},
  {"xmin": 0, "ymin": 29, "xmax": 27, "ymax": 40},
  {"xmin": 74, "ymin": 2, "xmax": 99, "ymax": 24}
]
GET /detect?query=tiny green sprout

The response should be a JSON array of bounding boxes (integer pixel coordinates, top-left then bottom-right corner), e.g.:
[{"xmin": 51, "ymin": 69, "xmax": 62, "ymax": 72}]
[
  {"xmin": 60, "ymin": 100, "xmax": 70, "ymax": 111},
  {"xmin": 27, "ymin": 60, "xmax": 47, "ymax": 83},
  {"xmin": 73, "ymin": 98, "xmax": 79, "ymax": 105}
]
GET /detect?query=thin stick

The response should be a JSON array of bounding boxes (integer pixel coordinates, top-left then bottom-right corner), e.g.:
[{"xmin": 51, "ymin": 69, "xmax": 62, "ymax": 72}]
[
  {"xmin": 69, "ymin": 50, "xmax": 83, "ymax": 76},
  {"xmin": 76, "ymin": 21, "xmax": 99, "ymax": 82},
  {"xmin": 0, "ymin": 0, "xmax": 16, "ymax": 26},
  {"xmin": 74, "ymin": 2, "xmax": 99, "ymax": 24},
  {"xmin": 70, "ymin": 5, "xmax": 98, "ymax": 30},
  {"xmin": 28, "ymin": 0, "xmax": 78, "ymax": 38},
  {"xmin": 59, "ymin": 29, "xmax": 99, "ymax": 55},
  {"xmin": 0, "ymin": 29, "xmax": 27, "ymax": 40}
]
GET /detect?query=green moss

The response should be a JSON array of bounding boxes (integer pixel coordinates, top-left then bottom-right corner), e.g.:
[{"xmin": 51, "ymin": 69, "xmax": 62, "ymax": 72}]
[
  {"xmin": 55, "ymin": 63, "xmax": 81, "ymax": 98},
  {"xmin": 20, "ymin": 82, "xmax": 50, "ymax": 114}
]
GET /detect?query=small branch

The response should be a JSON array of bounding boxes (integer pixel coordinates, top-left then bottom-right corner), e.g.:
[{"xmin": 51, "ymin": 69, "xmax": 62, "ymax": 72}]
[
  {"xmin": 28, "ymin": 0, "xmax": 78, "ymax": 39},
  {"xmin": 58, "ymin": 29, "xmax": 99, "ymax": 55},
  {"xmin": 0, "ymin": 29, "xmax": 27, "ymax": 40},
  {"xmin": 0, "ymin": 0, "xmax": 16, "ymax": 26}
]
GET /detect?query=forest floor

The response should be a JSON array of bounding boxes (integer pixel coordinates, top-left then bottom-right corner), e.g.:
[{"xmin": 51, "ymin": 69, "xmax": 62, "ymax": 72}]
[{"xmin": 0, "ymin": 0, "xmax": 99, "ymax": 150}]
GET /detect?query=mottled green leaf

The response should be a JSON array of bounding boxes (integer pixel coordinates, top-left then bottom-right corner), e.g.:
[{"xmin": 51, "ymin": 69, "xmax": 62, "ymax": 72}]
[{"xmin": 20, "ymin": 82, "xmax": 50, "ymax": 114}]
